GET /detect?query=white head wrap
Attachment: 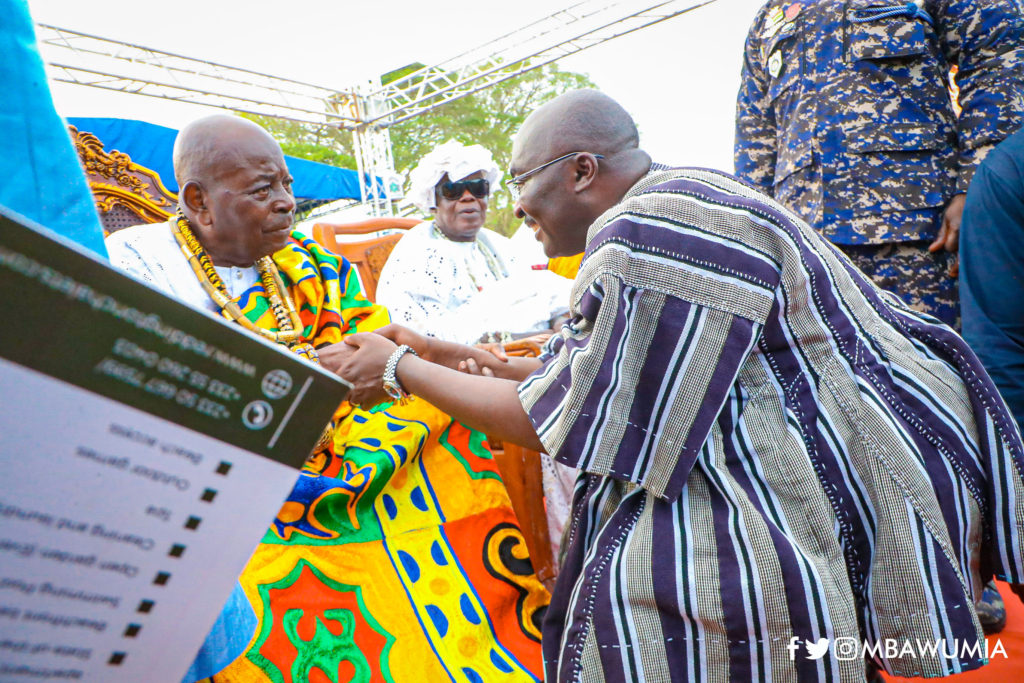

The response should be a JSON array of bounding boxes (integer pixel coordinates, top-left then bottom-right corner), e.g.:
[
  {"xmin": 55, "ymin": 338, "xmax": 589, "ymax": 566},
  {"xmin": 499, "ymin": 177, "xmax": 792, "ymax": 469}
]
[{"xmin": 407, "ymin": 139, "xmax": 503, "ymax": 213}]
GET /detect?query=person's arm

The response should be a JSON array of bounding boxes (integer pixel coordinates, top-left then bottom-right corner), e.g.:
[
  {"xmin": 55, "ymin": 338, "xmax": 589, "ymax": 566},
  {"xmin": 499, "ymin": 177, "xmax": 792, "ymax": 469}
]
[
  {"xmin": 734, "ymin": 5, "xmax": 777, "ymax": 194},
  {"xmin": 338, "ymin": 332, "xmax": 544, "ymax": 451},
  {"xmin": 930, "ymin": 0, "xmax": 1024, "ymax": 261},
  {"xmin": 937, "ymin": 0, "xmax": 1024, "ymax": 196},
  {"xmin": 342, "ymin": 226, "xmax": 775, "ymax": 503},
  {"xmin": 373, "ymin": 323, "xmax": 543, "ymax": 381},
  {"xmin": 928, "ymin": 193, "xmax": 965, "ymax": 274}
]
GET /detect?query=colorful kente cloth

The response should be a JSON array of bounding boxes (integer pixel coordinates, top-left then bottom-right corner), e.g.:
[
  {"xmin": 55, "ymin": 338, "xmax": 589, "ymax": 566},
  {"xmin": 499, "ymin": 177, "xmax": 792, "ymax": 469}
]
[{"xmin": 108, "ymin": 227, "xmax": 549, "ymax": 683}]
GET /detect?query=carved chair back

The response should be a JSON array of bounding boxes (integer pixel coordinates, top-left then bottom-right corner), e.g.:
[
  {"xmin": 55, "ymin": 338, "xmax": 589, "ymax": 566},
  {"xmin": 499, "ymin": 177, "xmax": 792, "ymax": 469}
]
[
  {"xmin": 69, "ymin": 126, "xmax": 178, "ymax": 235},
  {"xmin": 311, "ymin": 218, "xmax": 421, "ymax": 303}
]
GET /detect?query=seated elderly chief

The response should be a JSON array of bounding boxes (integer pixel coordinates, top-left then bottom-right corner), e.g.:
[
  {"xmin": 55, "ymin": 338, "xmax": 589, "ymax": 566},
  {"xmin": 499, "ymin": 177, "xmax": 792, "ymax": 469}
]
[
  {"xmin": 105, "ymin": 116, "xmax": 548, "ymax": 683},
  {"xmin": 376, "ymin": 139, "xmax": 572, "ymax": 344},
  {"xmin": 339, "ymin": 91, "xmax": 1024, "ymax": 682}
]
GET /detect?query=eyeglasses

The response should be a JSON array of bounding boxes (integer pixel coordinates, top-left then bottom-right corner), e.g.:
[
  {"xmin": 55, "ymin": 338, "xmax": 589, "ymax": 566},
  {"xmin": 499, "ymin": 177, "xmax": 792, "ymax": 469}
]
[
  {"xmin": 437, "ymin": 178, "xmax": 490, "ymax": 201},
  {"xmin": 505, "ymin": 152, "xmax": 605, "ymax": 201}
]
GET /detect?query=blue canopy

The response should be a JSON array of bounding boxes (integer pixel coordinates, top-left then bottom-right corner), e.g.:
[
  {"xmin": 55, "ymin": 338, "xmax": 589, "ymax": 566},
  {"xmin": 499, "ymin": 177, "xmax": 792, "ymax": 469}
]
[{"xmin": 67, "ymin": 117, "xmax": 367, "ymax": 202}]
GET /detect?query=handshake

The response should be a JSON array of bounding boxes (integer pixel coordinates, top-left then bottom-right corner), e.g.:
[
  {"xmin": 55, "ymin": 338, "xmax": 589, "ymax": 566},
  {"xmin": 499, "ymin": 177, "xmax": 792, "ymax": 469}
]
[{"xmin": 310, "ymin": 324, "xmax": 536, "ymax": 408}]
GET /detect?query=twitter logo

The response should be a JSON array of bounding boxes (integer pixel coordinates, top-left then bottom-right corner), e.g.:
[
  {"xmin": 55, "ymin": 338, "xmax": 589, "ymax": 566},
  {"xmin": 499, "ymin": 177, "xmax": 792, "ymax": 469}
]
[
  {"xmin": 805, "ymin": 638, "xmax": 830, "ymax": 659},
  {"xmin": 786, "ymin": 636, "xmax": 832, "ymax": 660}
]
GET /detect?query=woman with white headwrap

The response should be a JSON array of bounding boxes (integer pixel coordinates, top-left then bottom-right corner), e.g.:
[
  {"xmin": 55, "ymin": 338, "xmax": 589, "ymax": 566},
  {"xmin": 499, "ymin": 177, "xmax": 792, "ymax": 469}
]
[{"xmin": 376, "ymin": 139, "xmax": 572, "ymax": 345}]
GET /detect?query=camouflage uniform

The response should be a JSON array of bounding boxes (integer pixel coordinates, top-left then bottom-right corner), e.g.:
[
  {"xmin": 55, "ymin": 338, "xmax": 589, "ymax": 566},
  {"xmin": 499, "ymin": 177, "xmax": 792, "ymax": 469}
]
[
  {"xmin": 735, "ymin": 0, "xmax": 1024, "ymax": 327},
  {"xmin": 842, "ymin": 239, "xmax": 960, "ymax": 326}
]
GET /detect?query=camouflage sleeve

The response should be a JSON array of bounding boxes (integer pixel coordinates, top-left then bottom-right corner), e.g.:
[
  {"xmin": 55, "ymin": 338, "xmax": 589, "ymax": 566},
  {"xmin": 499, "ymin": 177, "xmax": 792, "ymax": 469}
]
[
  {"xmin": 734, "ymin": 4, "xmax": 777, "ymax": 195},
  {"xmin": 936, "ymin": 0, "xmax": 1024, "ymax": 193}
]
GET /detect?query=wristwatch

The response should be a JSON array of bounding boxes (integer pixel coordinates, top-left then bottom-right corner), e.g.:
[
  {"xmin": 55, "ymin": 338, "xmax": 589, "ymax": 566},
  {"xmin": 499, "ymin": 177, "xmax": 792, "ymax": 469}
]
[{"xmin": 383, "ymin": 345, "xmax": 417, "ymax": 403}]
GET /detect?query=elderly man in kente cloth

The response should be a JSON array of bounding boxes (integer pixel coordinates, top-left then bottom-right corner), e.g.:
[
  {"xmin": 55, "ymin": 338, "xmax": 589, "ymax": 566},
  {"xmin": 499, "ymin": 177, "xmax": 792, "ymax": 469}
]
[
  {"xmin": 105, "ymin": 115, "xmax": 548, "ymax": 683},
  {"xmin": 339, "ymin": 90, "xmax": 1024, "ymax": 682}
]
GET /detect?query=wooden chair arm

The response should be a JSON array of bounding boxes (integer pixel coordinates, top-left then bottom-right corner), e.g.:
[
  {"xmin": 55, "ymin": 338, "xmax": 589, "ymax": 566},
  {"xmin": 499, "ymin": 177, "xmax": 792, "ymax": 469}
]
[
  {"xmin": 503, "ymin": 333, "xmax": 553, "ymax": 358},
  {"xmin": 490, "ymin": 442, "xmax": 557, "ymax": 591},
  {"xmin": 312, "ymin": 217, "xmax": 421, "ymax": 237}
]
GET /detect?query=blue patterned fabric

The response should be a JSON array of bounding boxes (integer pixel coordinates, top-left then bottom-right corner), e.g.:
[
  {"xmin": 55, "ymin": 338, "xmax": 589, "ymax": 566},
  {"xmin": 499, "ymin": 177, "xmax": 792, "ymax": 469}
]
[
  {"xmin": 182, "ymin": 583, "xmax": 258, "ymax": 682},
  {"xmin": 734, "ymin": 0, "xmax": 1024, "ymax": 245}
]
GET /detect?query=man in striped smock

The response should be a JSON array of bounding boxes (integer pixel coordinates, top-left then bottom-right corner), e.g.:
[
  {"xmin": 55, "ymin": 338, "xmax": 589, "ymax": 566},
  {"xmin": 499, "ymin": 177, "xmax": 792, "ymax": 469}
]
[{"xmin": 337, "ymin": 90, "xmax": 1024, "ymax": 682}]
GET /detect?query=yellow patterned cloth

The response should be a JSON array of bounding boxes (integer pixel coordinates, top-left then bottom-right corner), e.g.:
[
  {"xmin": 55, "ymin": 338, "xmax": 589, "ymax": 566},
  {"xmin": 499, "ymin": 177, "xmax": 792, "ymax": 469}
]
[
  {"xmin": 546, "ymin": 253, "xmax": 583, "ymax": 280},
  {"xmin": 206, "ymin": 232, "xmax": 549, "ymax": 683}
]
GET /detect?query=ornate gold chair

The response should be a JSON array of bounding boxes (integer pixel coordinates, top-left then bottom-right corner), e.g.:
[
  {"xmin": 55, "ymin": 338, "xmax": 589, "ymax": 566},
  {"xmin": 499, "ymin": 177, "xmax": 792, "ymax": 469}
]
[{"xmin": 69, "ymin": 125, "xmax": 177, "ymax": 235}]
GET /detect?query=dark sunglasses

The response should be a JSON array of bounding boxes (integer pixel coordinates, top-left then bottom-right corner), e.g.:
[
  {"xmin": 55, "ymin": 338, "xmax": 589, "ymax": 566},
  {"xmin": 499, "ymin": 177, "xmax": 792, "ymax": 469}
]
[{"xmin": 437, "ymin": 178, "xmax": 490, "ymax": 201}]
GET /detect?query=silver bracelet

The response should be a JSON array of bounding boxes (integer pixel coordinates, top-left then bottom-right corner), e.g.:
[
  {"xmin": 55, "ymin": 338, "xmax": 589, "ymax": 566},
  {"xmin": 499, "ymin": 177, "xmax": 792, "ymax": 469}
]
[{"xmin": 382, "ymin": 345, "xmax": 417, "ymax": 403}]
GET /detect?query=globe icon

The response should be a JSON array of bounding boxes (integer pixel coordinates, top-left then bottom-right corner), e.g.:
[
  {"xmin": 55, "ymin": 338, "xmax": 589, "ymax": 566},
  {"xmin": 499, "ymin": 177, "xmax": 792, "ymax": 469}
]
[{"xmin": 261, "ymin": 369, "xmax": 293, "ymax": 400}]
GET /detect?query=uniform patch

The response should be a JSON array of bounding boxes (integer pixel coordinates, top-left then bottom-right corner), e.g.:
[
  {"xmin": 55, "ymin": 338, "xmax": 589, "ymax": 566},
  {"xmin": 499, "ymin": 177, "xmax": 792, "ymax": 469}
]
[
  {"xmin": 785, "ymin": 2, "xmax": 802, "ymax": 21},
  {"xmin": 768, "ymin": 50, "xmax": 784, "ymax": 78}
]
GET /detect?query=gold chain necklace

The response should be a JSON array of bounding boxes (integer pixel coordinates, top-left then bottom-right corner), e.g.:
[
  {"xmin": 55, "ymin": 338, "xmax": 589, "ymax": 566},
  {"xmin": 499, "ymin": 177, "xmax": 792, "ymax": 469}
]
[
  {"xmin": 172, "ymin": 212, "xmax": 303, "ymax": 346},
  {"xmin": 173, "ymin": 213, "xmax": 336, "ymax": 457}
]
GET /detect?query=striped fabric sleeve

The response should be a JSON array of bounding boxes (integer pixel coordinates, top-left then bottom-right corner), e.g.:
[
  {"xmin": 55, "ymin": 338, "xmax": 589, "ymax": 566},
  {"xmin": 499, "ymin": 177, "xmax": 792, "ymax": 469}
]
[
  {"xmin": 537, "ymin": 332, "xmax": 565, "ymax": 364},
  {"xmin": 519, "ymin": 202, "xmax": 778, "ymax": 501}
]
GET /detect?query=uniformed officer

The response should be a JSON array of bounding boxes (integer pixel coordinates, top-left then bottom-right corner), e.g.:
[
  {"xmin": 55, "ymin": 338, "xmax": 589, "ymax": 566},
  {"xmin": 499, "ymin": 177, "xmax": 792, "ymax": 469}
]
[{"xmin": 735, "ymin": 0, "xmax": 1024, "ymax": 330}]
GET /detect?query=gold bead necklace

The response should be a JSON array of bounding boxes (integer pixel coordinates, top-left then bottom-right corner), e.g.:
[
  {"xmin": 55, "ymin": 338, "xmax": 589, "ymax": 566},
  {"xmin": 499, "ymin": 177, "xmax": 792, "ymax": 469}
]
[{"xmin": 172, "ymin": 212, "xmax": 303, "ymax": 346}]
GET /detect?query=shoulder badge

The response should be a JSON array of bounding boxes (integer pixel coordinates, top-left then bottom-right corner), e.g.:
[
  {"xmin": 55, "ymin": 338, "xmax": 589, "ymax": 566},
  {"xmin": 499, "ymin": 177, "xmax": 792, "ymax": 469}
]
[{"xmin": 763, "ymin": 5, "xmax": 785, "ymax": 33}]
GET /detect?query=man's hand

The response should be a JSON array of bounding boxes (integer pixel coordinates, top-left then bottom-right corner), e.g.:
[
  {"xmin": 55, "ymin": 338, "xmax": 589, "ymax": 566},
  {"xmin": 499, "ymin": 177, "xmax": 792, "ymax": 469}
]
[
  {"xmin": 338, "ymin": 333, "xmax": 399, "ymax": 408},
  {"xmin": 373, "ymin": 324, "xmax": 433, "ymax": 361},
  {"xmin": 473, "ymin": 341, "xmax": 508, "ymax": 363},
  {"xmin": 459, "ymin": 357, "xmax": 495, "ymax": 377},
  {"xmin": 930, "ymin": 193, "xmax": 966, "ymax": 277},
  {"xmin": 315, "ymin": 341, "xmax": 356, "ymax": 374},
  {"xmin": 459, "ymin": 341, "xmax": 517, "ymax": 376}
]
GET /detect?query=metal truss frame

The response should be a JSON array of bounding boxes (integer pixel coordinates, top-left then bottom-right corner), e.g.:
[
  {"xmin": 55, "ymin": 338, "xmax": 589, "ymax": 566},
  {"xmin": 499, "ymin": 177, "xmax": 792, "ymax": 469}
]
[
  {"xmin": 367, "ymin": 0, "xmax": 716, "ymax": 127},
  {"xmin": 37, "ymin": 0, "xmax": 716, "ymax": 215},
  {"xmin": 37, "ymin": 25, "xmax": 359, "ymax": 127}
]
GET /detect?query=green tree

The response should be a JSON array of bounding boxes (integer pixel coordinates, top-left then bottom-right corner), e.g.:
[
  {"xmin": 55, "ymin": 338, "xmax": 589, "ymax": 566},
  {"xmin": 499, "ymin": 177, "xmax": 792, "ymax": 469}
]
[
  {"xmin": 243, "ymin": 62, "xmax": 597, "ymax": 236},
  {"xmin": 389, "ymin": 62, "xmax": 597, "ymax": 236},
  {"xmin": 241, "ymin": 114, "xmax": 356, "ymax": 170}
]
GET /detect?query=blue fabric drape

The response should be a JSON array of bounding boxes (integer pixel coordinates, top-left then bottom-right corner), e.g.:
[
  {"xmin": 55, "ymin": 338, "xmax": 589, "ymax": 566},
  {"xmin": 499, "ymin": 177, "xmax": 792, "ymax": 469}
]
[
  {"xmin": 180, "ymin": 582, "xmax": 258, "ymax": 682},
  {"xmin": 67, "ymin": 117, "xmax": 368, "ymax": 201},
  {"xmin": 1, "ymin": 0, "xmax": 107, "ymax": 257}
]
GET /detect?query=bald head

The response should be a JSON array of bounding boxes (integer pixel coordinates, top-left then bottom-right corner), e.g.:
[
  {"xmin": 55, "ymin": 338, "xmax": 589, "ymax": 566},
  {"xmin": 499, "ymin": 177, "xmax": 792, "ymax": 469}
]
[
  {"xmin": 513, "ymin": 90, "xmax": 639, "ymax": 169},
  {"xmin": 510, "ymin": 90, "xmax": 651, "ymax": 259},
  {"xmin": 172, "ymin": 114, "xmax": 282, "ymax": 188},
  {"xmin": 173, "ymin": 115, "xmax": 296, "ymax": 267}
]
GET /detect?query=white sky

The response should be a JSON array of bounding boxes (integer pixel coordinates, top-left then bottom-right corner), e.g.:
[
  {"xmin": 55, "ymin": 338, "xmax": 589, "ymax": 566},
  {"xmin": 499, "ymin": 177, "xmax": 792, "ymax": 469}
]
[{"xmin": 28, "ymin": 0, "xmax": 761, "ymax": 172}]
